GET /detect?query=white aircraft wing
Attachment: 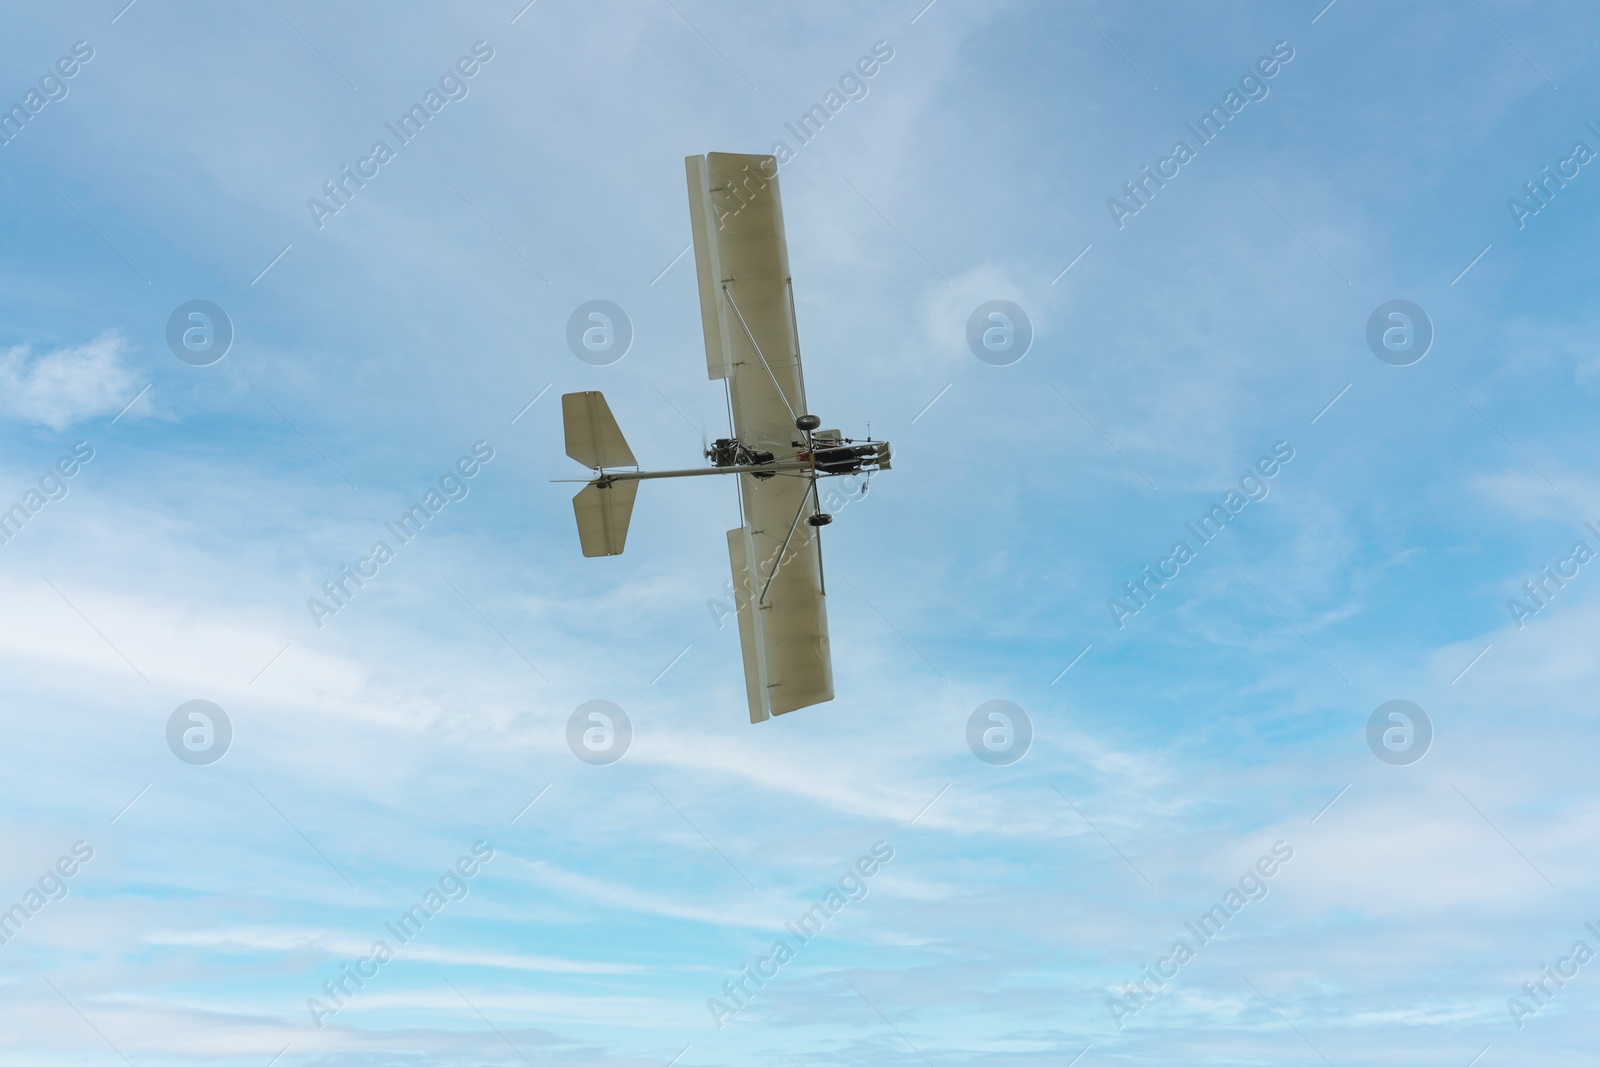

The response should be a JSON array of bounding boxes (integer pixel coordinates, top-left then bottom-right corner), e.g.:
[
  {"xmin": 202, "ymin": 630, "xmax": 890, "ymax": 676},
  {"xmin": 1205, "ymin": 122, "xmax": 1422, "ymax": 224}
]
[{"xmin": 686, "ymin": 152, "xmax": 832, "ymax": 722}]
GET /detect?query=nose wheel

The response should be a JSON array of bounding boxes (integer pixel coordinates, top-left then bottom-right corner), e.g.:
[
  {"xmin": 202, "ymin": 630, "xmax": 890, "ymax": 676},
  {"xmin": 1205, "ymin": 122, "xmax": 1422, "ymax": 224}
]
[{"xmin": 807, "ymin": 513, "xmax": 832, "ymax": 527}]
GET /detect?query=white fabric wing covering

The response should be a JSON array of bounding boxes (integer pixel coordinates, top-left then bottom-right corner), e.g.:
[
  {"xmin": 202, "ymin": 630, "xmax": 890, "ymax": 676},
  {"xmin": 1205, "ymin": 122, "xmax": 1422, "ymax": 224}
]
[
  {"xmin": 687, "ymin": 152, "xmax": 832, "ymax": 721},
  {"xmin": 572, "ymin": 480, "xmax": 638, "ymax": 558},
  {"xmin": 562, "ymin": 390, "xmax": 636, "ymax": 470}
]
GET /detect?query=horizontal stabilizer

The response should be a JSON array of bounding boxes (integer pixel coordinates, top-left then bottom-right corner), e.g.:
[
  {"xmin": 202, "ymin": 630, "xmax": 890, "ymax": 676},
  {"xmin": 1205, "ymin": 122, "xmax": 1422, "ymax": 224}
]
[
  {"xmin": 563, "ymin": 391, "xmax": 636, "ymax": 470},
  {"xmin": 573, "ymin": 480, "xmax": 639, "ymax": 557}
]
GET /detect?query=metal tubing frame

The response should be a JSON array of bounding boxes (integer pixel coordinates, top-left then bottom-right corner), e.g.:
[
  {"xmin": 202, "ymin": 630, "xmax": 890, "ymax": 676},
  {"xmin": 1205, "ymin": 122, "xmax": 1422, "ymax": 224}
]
[
  {"xmin": 758, "ymin": 474, "xmax": 817, "ymax": 605},
  {"xmin": 721, "ymin": 284, "xmax": 800, "ymax": 425},
  {"xmin": 594, "ymin": 458, "xmax": 812, "ymax": 484}
]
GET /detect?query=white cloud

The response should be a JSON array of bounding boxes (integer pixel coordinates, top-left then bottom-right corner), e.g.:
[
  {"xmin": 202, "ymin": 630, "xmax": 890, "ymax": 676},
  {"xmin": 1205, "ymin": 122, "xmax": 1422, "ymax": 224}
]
[{"xmin": 0, "ymin": 333, "xmax": 143, "ymax": 430}]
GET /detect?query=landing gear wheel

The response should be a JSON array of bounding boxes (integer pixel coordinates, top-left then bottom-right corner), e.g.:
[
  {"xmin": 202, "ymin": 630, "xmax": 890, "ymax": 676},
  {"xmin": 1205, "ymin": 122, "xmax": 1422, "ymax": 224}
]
[
  {"xmin": 807, "ymin": 513, "xmax": 833, "ymax": 527},
  {"xmin": 795, "ymin": 414, "xmax": 821, "ymax": 431}
]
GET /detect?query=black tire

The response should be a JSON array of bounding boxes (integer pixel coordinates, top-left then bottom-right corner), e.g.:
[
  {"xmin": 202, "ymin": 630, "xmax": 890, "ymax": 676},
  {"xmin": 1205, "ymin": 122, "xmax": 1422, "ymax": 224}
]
[
  {"xmin": 807, "ymin": 513, "xmax": 833, "ymax": 527},
  {"xmin": 795, "ymin": 414, "xmax": 822, "ymax": 431}
]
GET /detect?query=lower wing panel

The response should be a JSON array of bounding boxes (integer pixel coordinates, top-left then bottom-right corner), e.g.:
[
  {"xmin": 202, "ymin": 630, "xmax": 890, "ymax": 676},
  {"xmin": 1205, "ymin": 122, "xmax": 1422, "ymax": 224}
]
[{"xmin": 725, "ymin": 470, "xmax": 833, "ymax": 721}]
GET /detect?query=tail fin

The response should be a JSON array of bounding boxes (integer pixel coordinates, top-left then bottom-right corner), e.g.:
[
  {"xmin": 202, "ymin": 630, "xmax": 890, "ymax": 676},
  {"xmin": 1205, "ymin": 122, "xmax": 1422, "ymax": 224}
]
[
  {"xmin": 573, "ymin": 480, "xmax": 639, "ymax": 557},
  {"xmin": 562, "ymin": 391, "xmax": 635, "ymax": 470}
]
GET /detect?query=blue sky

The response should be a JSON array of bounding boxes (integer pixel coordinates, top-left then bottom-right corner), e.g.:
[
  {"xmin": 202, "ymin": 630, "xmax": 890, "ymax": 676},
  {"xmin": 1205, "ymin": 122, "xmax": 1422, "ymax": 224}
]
[{"xmin": 3, "ymin": 0, "xmax": 1600, "ymax": 1063}]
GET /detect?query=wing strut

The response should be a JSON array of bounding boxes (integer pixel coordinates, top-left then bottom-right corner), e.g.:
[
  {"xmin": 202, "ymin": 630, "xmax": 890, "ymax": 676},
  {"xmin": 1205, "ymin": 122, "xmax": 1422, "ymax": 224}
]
[
  {"xmin": 759, "ymin": 474, "xmax": 817, "ymax": 605},
  {"xmin": 810, "ymin": 476, "xmax": 826, "ymax": 597},
  {"xmin": 722, "ymin": 285, "xmax": 800, "ymax": 425}
]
